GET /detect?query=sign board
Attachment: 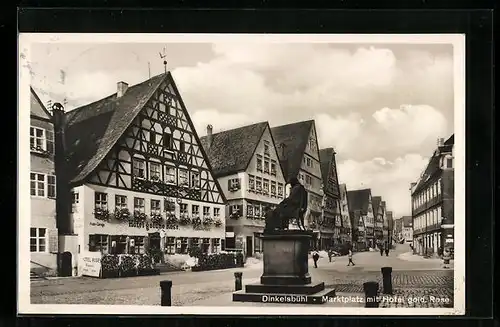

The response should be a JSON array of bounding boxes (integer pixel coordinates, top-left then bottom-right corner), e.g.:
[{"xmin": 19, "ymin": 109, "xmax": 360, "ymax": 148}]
[
  {"xmin": 445, "ymin": 239, "xmax": 454, "ymax": 243},
  {"xmin": 80, "ymin": 251, "xmax": 102, "ymax": 277},
  {"xmin": 225, "ymin": 232, "xmax": 235, "ymax": 238},
  {"xmin": 48, "ymin": 228, "xmax": 59, "ymax": 253}
]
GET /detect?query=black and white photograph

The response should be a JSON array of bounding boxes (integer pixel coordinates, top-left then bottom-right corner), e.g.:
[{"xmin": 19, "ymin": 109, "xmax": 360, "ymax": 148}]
[{"xmin": 18, "ymin": 33, "xmax": 465, "ymax": 315}]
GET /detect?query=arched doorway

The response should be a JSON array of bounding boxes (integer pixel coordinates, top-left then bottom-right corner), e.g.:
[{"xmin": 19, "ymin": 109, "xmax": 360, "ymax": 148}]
[{"xmin": 58, "ymin": 252, "xmax": 72, "ymax": 277}]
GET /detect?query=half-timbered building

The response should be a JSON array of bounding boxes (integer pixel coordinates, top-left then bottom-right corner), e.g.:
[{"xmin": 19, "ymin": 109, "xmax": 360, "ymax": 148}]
[
  {"xmin": 271, "ymin": 120, "xmax": 324, "ymax": 248},
  {"xmin": 371, "ymin": 196, "xmax": 385, "ymax": 245},
  {"xmin": 347, "ymin": 188, "xmax": 375, "ymax": 250},
  {"xmin": 53, "ymin": 73, "xmax": 226, "ymax": 275},
  {"xmin": 339, "ymin": 184, "xmax": 353, "ymax": 245},
  {"xmin": 200, "ymin": 122, "xmax": 287, "ymax": 257},
  {"xmin": 318, "ymin": 148, "xmax": 342, "ymax": 249},
  {"xmin": 30, "ymin": 87, "xmax": 59, "ymax": 278}
]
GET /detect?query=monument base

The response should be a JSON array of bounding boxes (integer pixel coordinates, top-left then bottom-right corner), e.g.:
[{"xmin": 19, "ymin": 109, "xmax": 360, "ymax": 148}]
[{"xmin": 232, "ymin": 230, "xmax": 336, "ymax": 305}]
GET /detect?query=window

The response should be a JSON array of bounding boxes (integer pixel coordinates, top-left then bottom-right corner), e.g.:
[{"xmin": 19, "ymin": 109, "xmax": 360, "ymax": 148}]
[
  {"xmin": 179, "ymin": 141, "xmax": 185, "ymax": 152},
  {"xmin": 446, "ymin": 157, "xmax": 453, "ymax": 169},
  {"xmin": 277, "ymin": 183, "xmax": 284, "ymax": 197},
  {"xmin": 134, "ymin": 236, "xmax": 145, "ymax": 254},
  {"xmin": 71, "ymin": 192, "xmax": 79, "ymax": 212},
  {"xmin": 133, "ymin": 158, "xmax": 145, "ymax": 178},
  {"xmin": 256, "ymin": 177, "xmax": 262, "ymax": 191},
  {"xmin": 164, "ymin": 198, "xmax": 175, "ymax": 213},
  {"xmin": 150, "ymin": 131, "xmax": 157, "ymax": 144},
  {"xmin": 212, "ymin": 238, "xmax": 221, "ymax": 252},
  {"xmin": 202, "ymin": 238, "xmax": 210, "ymax": 254},
  {"xmin": 30, "ymin": 228, "xmax": 46, "ymax": 252},
  {"xmin": 306, "ymin": 157, "xmax": 312, "ymax": 168},
  {"xmin": 88, "ymin": 234, "xmax": 108, "ymax": 253},
  {"xmin": 180, "ymin": 203, "xmax": 188, "ymax": 215},
  {"xmin": 30, "ymin": 127, "xmax": 54, "ymax": 154},
  {"xmin": 203, "ymin": 206, "xmax": 210, "ymax": 217},
  {"xmin": 247, "ymin": 205, "xmax": 254, "ymax": 217},
  {"xmin": 298, "ymin": 173, "xmax": 304, "ymax": 183},
  {"xmin": 254, "ymin": 205, "xmax": 261, "ymax": 217},
  {"xmin": 149, "ymin": 162, "xmax": 161, "ymax": 180},
  {"xmin": 115, "ymin": 195, "xmax": 127, "ymax": 209},
  {"xmin": 30, "ymin": 173, "xmax": 56, "ymax": 198},
  {"xmin": 165, "ymin": 166, "xmax": 176, "ymax": 184},
  {"xmin": 264, "ymin": 160, "xmax": 270, "ymax": 174},
  {"xmin": 134, "ymin": 197, "xmax": 145, "ymax": 213},
  {"xmin": 305, "ymin": 175, "xmax": 312, "ymax": 186},
  {"xmin": 271, "ymin": 161, "xmax": 277, "ymax": 176},
  {"xmin": 248, "ymin": 175, "xmax": 255, "ymax": 190},
  {"xmin": 437, "ymin": 179, "xmax": 441, "ymax": 194},
  {"xmin": 308, "ymin": 138, "xmax": 316, "ymax": 151},
  {"xmin": 264, "ymin": 141, "xmax": 270, "ymax": 156},
  {"xmin": 263, "ymin": 179, "xmax": 269, "ymax": 194},
  {"xmin": 151, "ymin": 199, "xmax": 161, "ymax": 214},
  {"xmin": 178, "ymin": 237, "xmax": 188, "ymax": 254},
  {"xmin": 256, "ymin": 155, "xmax": 263, "ymax": 172},
  {"xmin": 229, "ymin": 178, "xmax": 240, "ymax": 190},
  {"xmin": 192, "ymin": 205, "xmax": 200, "ymax": 217},
  {"xmin": 166, "ymin": 237, "xmax": 176, "ymax": 254},
  {"xmin": 190, "ymin": 171, "xmax": 200, "ymax": 188},
  {"xmin": 163, "ymin": 133, "xmax": 173, "ymax": 149},
  {"xmin": 213, "ymin": 207, "xmax": 220, "ymax": 217},
  {"xmin": 230, "ymin": 205, "xmax": 240, "ymax": 215},
  {"xmin": 270, "ymin": 181, "xmax": 277, "ymax": 195},
  {"xmin": 95, "ymin": 192, "xmax": 108, "ymax": 210},
  {"xmin": 178, "ymin": 169, "xmax": 189, "ymax": 186}
]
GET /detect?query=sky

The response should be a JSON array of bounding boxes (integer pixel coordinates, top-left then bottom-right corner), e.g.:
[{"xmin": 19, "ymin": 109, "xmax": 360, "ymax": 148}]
[{"xmin": 27, "ymin": 41, "xmax": 456, "ymax": 218}]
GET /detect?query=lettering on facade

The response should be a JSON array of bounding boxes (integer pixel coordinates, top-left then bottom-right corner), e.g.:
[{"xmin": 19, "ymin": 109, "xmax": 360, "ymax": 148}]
[
  {"xmin": 128, "ymin": 220, "xmax": 166, "ymax": 231},
  {"xmin": 90, "ymin": 222, "xmax": 105, "ymax": 227}
]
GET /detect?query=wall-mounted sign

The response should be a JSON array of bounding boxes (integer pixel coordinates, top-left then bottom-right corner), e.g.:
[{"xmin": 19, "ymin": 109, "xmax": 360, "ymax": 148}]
[
  {"xmin": 225, "ymin": 232, "xmax": 234, "ymax": 238},
  {"xmin": 80, "ymin": 251, "xmax": 102, "ymax": 277},
  {"xmin": 90, "ymin": 222, "xmax": 105, "ymax": 227},
  {"xmin": 128, "ymin": 220, "xmax": 167, "ymax": 231},
  {"xmin": 445, "ymin": 239, "xmax": 454, "ymax": 243},
  {"xmin": 130, "ymin": 239, "xmax": 135, "ymax": 247}
]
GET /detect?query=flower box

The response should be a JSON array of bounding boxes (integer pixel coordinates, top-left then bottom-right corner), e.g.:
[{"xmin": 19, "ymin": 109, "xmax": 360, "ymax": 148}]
[
  {"xmin": 118, "ymin": 254, "xmax": 137, "ymax": 277},
  {"xmin": 100, "ymin": 254, "xmax": 119, "ymax": 278},
  {"xmin": 214, "ymin": 219, "xmax": 222, "ymax": 227},
  {"xmin": 191, "ymin": 252, "xmax": 244, "ymax": 272},
  {"xmin": 202, "ymin": 217, "xmax": 213, "ymax": 226},
  {"xmin": 114, "ymin": 208, "xmax": 131, "ymax": 221},
  {"xmin": 133, "ymin": 211, "xmax": 148, "ymax": 221},
  {"xmin": 192, "ymin": 217, "xmax": 202, "ymax": 227},
  {"xmin": 150, "ymin": 213, "xmax": 163, "ymax": 224},
  {"xmin": 94, "ymin": 208, "xmax": 110, "ymax": 221},
  {"xmin": 179, "ymin": 215, "xmax": 191, "ymax": 226}
]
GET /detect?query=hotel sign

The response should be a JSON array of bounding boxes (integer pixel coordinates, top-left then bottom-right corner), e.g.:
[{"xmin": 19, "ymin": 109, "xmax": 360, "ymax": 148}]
[{"xmin": 80, "ymin": 251, "xmax": 102, "ymax": 277}]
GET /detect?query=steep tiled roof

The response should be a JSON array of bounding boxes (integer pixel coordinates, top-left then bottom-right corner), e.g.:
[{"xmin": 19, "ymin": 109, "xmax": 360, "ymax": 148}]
[
  {"xmin": 347, "ymin": 188, "xmax": 372, "ymax": 215},
  {"xmin": 319, "ymin": 148, "xmax": 334, "ymax": 185},
  {"xmin": 64, "ymin": 73, "xmax": 167, "ymax": 183},
  {"xmin": 271, "ymin": 120, "xmax": 314, "ymax": 181},
  {"xmin": 372, "ymin": 196, "xmax": 381, "ymax": 215},
  {"xmin": 413, "ymin": 153, "xmax": 441, "ymax": 193},
  {"xmin": 30, "ymin": 87, "xmax": 52, "ymax": 119},
  {"xmin": 402, "ymin": 216, "xmax": 412, "ymax": 227},
  {"xmin": 199, "ymin": 122, "xmax": 268, "ymax": 178}
]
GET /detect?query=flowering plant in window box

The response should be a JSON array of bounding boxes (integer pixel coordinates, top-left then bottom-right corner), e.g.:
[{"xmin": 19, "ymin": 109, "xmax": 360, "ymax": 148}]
[
  {"xmin": 202, "ymin": 217, "xmax": 214, "ymax": 226},
  {"xmin": 118, "ymin": 254, "xmax": 137, "ymax": 277},
  {"xmin": 150, "ymin": 213, "xmax": 163, "ymax": 224},
  {"xmin": 114, "ymin": 208, "xmax": 131, "ymax": 221},
  {"xmin": 101, "ymin": 254, "xmax": 119, "ymax": 278},
  {"xmin": 230, "ymin": 210, "xmax": 241, "ymax": 220},
  {"xmin": 30, "ymin": 145, "xmax": 51, "ymax": 156},
  {"xmin": 192, "ymin": 217, "xmax": 202, "ymax": 227},
  {"xmin": 179, "ymin": 215, "xmax": 191, "ymax": 226},
  {"xmin": 150, "ymin": 175, "xmax": 160, "ymax": 182},
  {"xmin": 94, "ymin": 208, "xmax": 110, "ymax": 221},
  {"xmin": 214, "ymin": 218, "xmax": 223, "ymax": 227},
  {"xmin": 133, "ymin": 211, "xmax": 148, "ymax": 221}
]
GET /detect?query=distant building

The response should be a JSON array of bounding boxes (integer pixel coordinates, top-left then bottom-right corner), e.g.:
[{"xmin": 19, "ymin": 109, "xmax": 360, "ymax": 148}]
[
  {"xmin": 30, "ymin": 87, "xmax": 58, "ymax": 277},
  {"xmin": 411, "ymin": 135, "xmax": 454, "ymax": 256},
  {"xmin": 393, "ymin": 217, "xmax": 404, "ymax": 242},
  {"xmin": 347, "ymin": 188, "xmax": 375, "ymax": 250},
  {"xmin": 339, "ymin": 184, "xmax": 353, "ymax": 246},
  {"xmin": 371, "ymin": 196, "xmax": 384, "ymax": 244},
  {"xmin": 271, "ymin": 120, "xmax": 324, "ymax": 248},
  {"xmin": 200, "ymin": 122, "xmax": 287, "ymax": 257},
  {"xmin": 318, "ymin": 148, "xmax": 342, "ymax": 249},
  {"xmin": 401, "ymin": 216, "xmax": 413, "ymax": 243},
  {"xmin": 53, "ymin": 73, "xmax": 227, "ymax": 276}
]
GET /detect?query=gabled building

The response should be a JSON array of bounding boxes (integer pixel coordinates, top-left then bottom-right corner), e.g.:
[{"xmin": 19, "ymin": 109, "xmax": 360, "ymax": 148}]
[
  {"xmin": 386, "ymin": 210, "xmax": 394, "ymax": 246},
  {"xmin": 30, "ymin": 87, "xmax": 58, "ymax": 277},
  {"xmin": 371, "ymin": 196, "xmax": 384, "ymax": 244},
  {"xmin": 410, "ymin": 135, "xmax": 454, "ymax": 257},
  {"xmin": 200, "ymin": 122, "xmax": 287, "ymax": 257},
  {"xmin": 401, "ymin": 215, "xmax": 413, "ymax": 244},
  {"xmin": 271, "ymin": 120, "xmax": 324, "ymax": 247},
  {"xmin": 347, "ymin": 188, "xmax": 375, "ymax": 250},
  {"xmin": 53, "ymin": 73, "xmax": 227, "ymax": 275},
  {"xmin": 318, "ymin": 148, "xmax": 342, "ymax": 249},
  {"xmin": 339, "ymin": 184, "xmax": 353, "ymax": 246}
]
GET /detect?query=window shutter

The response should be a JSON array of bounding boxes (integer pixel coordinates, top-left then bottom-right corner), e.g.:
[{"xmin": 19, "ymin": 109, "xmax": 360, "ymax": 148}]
[
  {"xmin": 48, "ymin": 228, "xmax": 59, "ymax": 253},
  {"xmin": 227, "ymin": 180, "xmax": 231, "ymax": 190},
  {"xmin": 238, "ymin": 204, "xmax": 243, "ymax": 215}
]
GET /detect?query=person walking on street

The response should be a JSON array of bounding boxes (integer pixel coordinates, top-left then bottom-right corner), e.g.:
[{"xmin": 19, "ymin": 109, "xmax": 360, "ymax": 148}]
[
  {"xmin": 385, "ymin": 243, "xmax": 390, "ymax": 256},
  {"xmin": 312, "ymin": 250, "xmax": 320, "ymax": 268},
  {"xmin": 347, "ymin": 248, "xmax": 355, "ymax": 266},
  {"xmin": 379, "ymin": 243, "xmax": 384, "ymax": 256},
  {"xmin": 328, "ymin": 248, "xmax": 333, "ymax": 262},
  {"xmin": 443, "ymin": 248, "xmax": 451, "ymax": 269}
]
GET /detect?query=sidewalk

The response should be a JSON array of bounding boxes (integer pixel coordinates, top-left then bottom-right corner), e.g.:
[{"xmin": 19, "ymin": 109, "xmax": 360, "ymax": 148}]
[{"xmin": 398, "ymin": 252, "xmax": 454, "ymax": 269}]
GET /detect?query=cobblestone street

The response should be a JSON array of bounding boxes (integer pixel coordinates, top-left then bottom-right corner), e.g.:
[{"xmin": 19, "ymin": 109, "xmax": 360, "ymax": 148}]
[{"xmin": 30, "ymin": 245, "xmax": 454, "ymax": 308}]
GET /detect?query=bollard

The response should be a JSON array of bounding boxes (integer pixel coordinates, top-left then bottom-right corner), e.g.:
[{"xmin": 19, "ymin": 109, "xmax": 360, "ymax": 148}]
[
  {"xmin": 363, "ymin": 281, "xmax": 379, "ymax": 308},
  {"xmin": 160, "ymin": 280, "xmax": 172, "ymax": 306},
  {"xmin": 381, "ymin": 267, "xmax": 393, "ymax": 294},
  {"xmin": 234, "ymin": 272, "xmax": 243, "ymax": 291}
]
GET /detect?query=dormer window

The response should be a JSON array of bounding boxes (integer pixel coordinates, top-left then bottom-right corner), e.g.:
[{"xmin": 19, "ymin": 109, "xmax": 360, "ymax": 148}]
[{"xmin": 228, "ymin": 178, "xmax": 241, "ymax": 191}]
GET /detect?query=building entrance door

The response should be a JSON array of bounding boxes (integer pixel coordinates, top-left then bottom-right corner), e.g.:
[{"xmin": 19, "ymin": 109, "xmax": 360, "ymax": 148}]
[
  {"xmin": 58, "ymin": 252, "xmax": 72, "ymax": 277},
  {"xmin": 246, "ymin": 236, "xmax": 253, "ymax": 257}
]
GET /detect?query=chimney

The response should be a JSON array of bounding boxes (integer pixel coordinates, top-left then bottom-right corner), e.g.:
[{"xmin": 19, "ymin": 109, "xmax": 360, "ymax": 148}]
[
  {"xmin": 437, "ymin": 137, "xmax": 444, "ymax": 147},
  {"xmin": 117, "ymin": 81, "xmax": 129, "ymax": 98},
  {"xmin": 206, "ymin": 124, "xmax": 213, "ymax": 149}
]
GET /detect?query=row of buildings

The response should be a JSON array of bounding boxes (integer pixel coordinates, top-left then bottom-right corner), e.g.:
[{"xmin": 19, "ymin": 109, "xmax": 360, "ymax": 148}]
[
  {"xmin": 29, "ymin": 72, "xmax": 394, "ymax": 277},
  {"xmin": 408, "ymin": 135, "xmax": 455, "ymax": 257}
]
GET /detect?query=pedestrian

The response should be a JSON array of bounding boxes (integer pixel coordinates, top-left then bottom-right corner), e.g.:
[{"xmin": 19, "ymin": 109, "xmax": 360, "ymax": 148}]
[
  {"xmin": 312, "ymin": 250, "xmax": 320, "ymax": 268},
  {"xmin": 385, "ymin": 243, "xmax": 390, "ymax": 256},
  {"xmin": 379, "ymin": 243, "xmax": 384, "ymax": 256},
  {"xmin": 328, "ymin": 248, "xmax": 333, "ymax": 262},
  {"xmin": 347, "ymin": 248, "xmax": 355, "ymax": 266},
  {"xmin": 443, "ymin": 248, "xmax": 451, "ymax": 269}
]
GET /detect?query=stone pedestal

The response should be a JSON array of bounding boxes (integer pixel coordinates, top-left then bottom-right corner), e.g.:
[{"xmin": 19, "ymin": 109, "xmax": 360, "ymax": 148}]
[{"xmin": 233, "ymin": 230, "xmax": 336, "ymax": 305}]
